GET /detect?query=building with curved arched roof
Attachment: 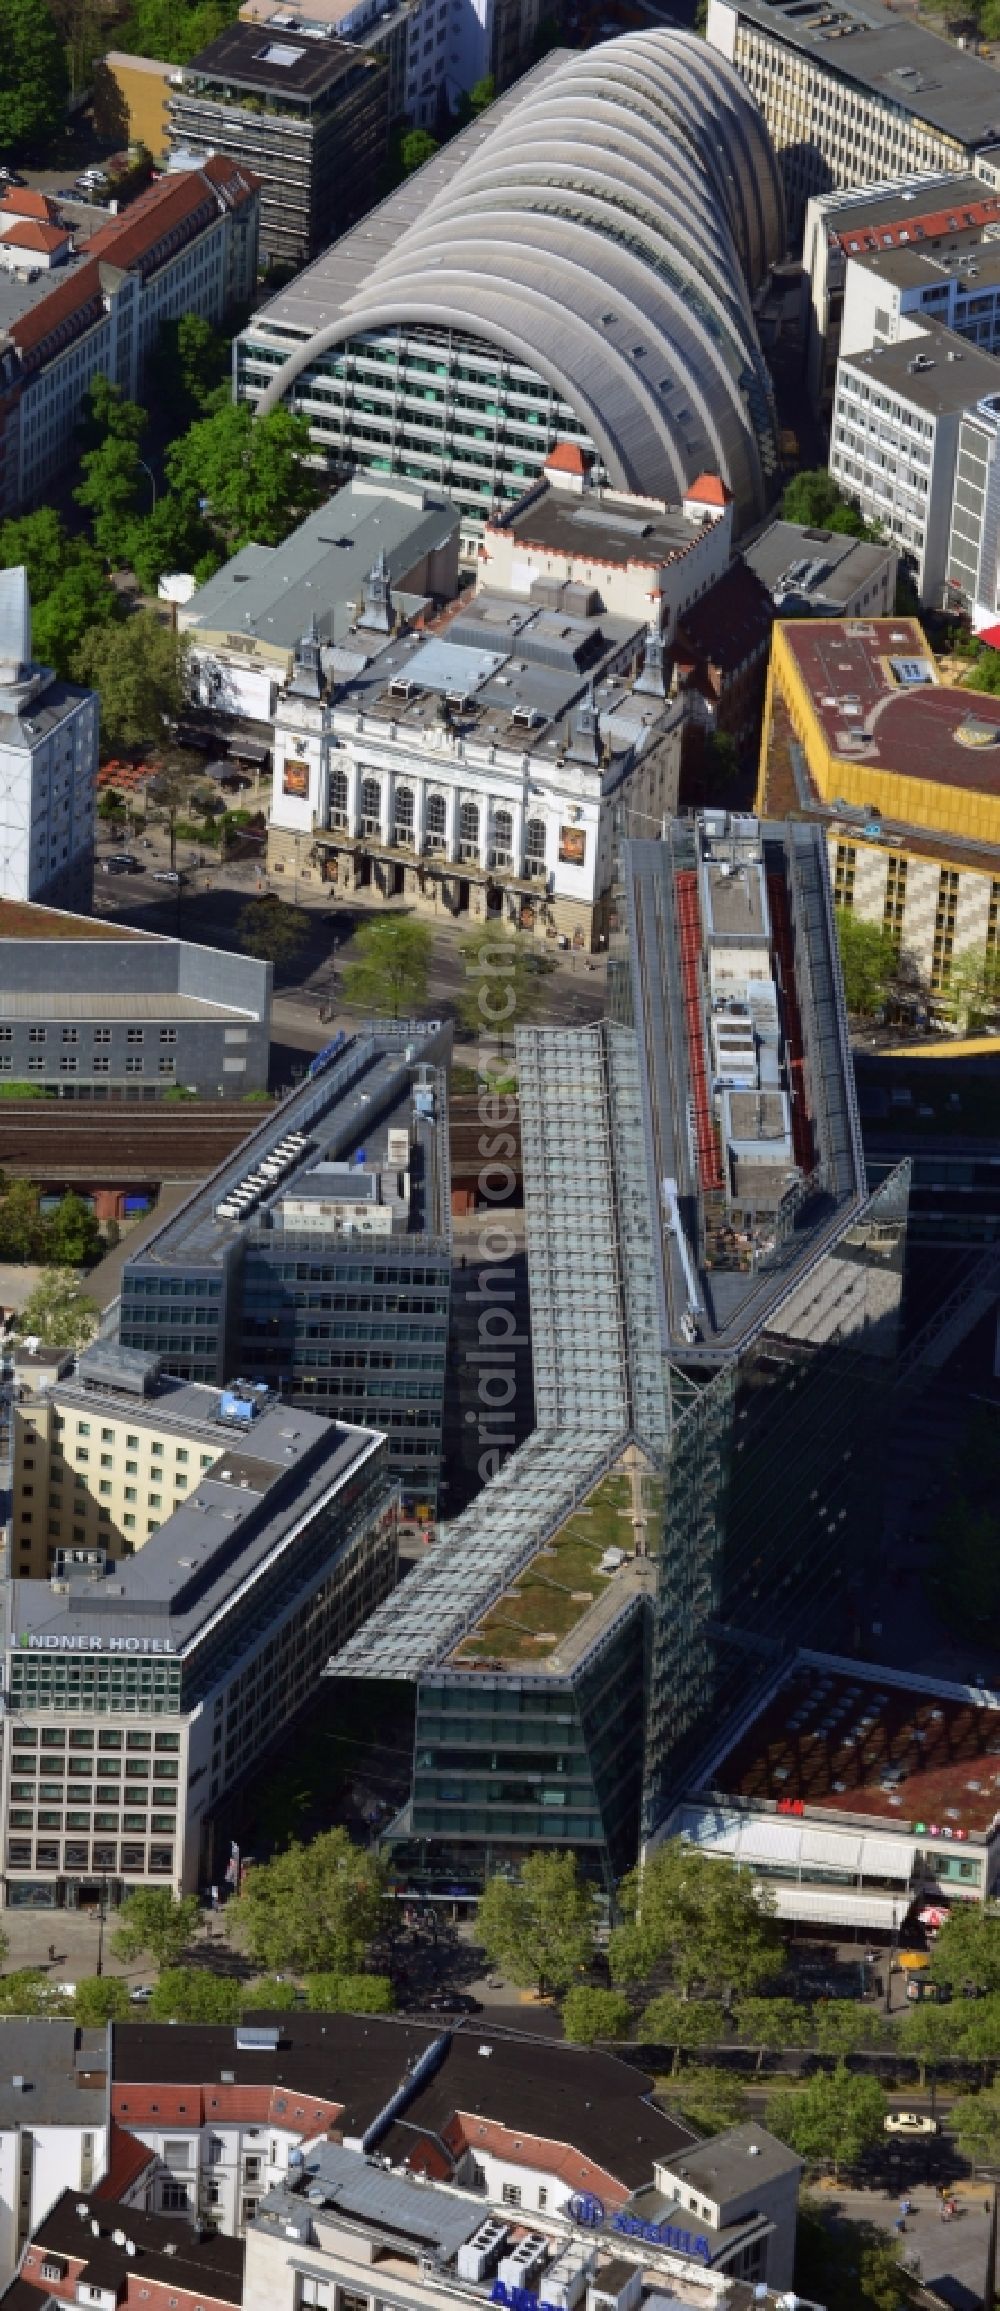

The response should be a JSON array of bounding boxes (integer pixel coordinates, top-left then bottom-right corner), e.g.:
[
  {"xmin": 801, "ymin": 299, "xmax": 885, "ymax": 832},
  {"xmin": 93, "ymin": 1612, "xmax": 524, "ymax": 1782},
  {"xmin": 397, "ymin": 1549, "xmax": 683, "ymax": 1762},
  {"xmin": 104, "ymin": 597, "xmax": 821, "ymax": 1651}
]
[{"xmin": 235, "ymin": 31, "xmax": 786, "ymax": 539}]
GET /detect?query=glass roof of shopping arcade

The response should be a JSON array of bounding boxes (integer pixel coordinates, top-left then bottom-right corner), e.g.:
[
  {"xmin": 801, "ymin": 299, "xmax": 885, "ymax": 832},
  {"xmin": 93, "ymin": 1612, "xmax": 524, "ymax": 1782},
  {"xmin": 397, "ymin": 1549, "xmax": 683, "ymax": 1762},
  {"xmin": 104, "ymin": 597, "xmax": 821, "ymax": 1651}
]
[{"xmin": 327, "ymin": 1428, "xmax": 630, "ymax": 1682}]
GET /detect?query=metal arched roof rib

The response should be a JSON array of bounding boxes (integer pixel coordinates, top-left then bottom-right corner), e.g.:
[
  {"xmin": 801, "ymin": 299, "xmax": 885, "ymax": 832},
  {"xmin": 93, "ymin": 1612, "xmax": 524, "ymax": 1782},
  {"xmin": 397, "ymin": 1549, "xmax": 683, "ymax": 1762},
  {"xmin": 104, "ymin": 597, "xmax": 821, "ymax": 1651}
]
[{"xmin": 254, "ymin": 28, "xmax": 785, "ymax": 527}]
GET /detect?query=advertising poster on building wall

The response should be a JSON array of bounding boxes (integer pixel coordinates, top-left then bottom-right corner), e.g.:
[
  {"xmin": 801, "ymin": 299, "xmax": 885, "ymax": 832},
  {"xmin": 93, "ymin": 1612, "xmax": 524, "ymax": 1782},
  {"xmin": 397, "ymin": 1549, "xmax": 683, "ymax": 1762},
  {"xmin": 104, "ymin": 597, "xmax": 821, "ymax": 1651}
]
[
  {"xmin": 559, "ymin": 825, "xmax": 587, "ymax": 866},
  {"xmin": 283, "ymin": 759, "xmax": 310, "ymax": 798}
]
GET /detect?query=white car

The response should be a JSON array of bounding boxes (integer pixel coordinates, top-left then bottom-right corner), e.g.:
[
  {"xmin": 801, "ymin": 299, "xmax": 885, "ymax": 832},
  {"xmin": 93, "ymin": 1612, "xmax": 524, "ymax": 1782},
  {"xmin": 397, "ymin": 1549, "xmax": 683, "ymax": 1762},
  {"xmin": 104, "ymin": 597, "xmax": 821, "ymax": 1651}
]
[{"xmin": 884, "ymin": 2111, "xmax": 939, "ymax": 2136}]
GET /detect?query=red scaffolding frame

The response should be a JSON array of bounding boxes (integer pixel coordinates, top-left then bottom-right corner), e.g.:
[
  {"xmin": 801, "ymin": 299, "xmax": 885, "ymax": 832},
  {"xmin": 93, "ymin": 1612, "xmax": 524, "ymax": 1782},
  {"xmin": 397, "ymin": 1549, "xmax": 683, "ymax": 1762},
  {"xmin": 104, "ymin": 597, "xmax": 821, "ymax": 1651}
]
[{"xmin": 676, "ymin": 869, "xmax": 724, "ymax": 1193}]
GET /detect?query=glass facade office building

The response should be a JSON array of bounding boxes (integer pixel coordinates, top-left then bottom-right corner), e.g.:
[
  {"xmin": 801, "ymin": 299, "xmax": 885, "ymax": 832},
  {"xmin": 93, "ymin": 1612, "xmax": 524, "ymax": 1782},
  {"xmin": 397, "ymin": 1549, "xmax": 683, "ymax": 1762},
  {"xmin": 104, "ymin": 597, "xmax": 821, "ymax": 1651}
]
[{"xmin": 119, "ymin": 1027, "xmax": 452, "ymax": 1511}]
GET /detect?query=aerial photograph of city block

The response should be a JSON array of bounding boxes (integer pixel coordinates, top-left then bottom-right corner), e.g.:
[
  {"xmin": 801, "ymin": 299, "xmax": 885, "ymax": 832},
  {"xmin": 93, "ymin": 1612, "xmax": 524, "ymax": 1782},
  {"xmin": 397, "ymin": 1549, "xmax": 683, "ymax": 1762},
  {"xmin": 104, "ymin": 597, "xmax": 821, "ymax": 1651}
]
[{"xmin": 0, "ymin": 0, "xmax": 999, "ymax": 2299}]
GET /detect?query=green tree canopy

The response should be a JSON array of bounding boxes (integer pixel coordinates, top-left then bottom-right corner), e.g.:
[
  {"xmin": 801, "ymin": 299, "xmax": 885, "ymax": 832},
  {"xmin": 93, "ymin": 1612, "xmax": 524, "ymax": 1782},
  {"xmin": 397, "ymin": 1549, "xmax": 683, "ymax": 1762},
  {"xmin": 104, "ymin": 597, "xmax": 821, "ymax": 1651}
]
[
  {"xmin": 795, "ymin": 2196, "xmax": 919, "ymax": 2311},
  {"xmin": 46, "ymin": 1193, "xmax": 101, "ymax": 1269},
  {"xmin": 477, "ymin": 1853, "xmax": 596, "ymax": 1997},
  {"xmin": 126, "ymin": 498, "xmax": 218, "ymax": 596},
  {"xmin": 456, "ymin": 925, "xmax": 553, "ymax": 1049},
  {"xmin": 835, "ymin": 908, "xmax": 906, "ymax": 1018},
  {"xmin": 780, "ymin": 467, "xmax": 874, "ymax": 539},
  {"xmin": 117, "ymin": 0, "xmax": 238, "ymax": 62},
  {"xmin": 897, "ymin": 2000, "xmax": 962, "ymax": 2086},
  {"xmin": 0, "ymin": 1178, "xmax": 46, "ymax": 1264},
  {"xmin": 231, "ymin": 1829, "xmax": 388, "ymax": 1975},
  {"xmin": 610, "ymin": 1841, "xmax": 780, "ymax": 2001},
  {"xmin": 159, "ymin": 312, "xmax": 231, "ymax": 418},
  {"xmin": 74, "ymin": 1976, "xmax": 131, "ymax": 2025},
  {"xmin": 149, "ymin": 1968, "xmax": 242, "ymax": 2023},
  {"xmin": 401, "ymin": 128, "xmax": 438, "ymax": 172},
  {"xmin": 341, "ymin": 917, "xmax": 434, "ymax": 1020},
  {"xmin": 639, "ymin": 1993, "xmax": 726, "ymax": 2072},
  {"xmin": 236, "ymin": 897, "xmax": 310, "ymax": 973},
  {"xmin": 660, "ymin": 2066, "xmax": 751, "ymax": 2136},
  {"xmin": 166, "ymin": 403, "xmax": 321, "ymax": 552},
  {"xmin": 0, "ymin": 1969, "xmax": 57, "ymax": 2015},
  {"xmin": 948, "ymin": 2084, "xmax": 1000, "ymax": 2164},
  {"xmin": 813, "ymin": 2003, "xmax": 887, "ymax": 2059},
  {"xmin": 930, "ymin": 1903, "xmax": 1000, "ymax": 1995},
  {"xmin": 735, "ymin": 1996, "xmax": 813, "ymax": 2070},
  {"xmin": 765, "ymin": 2063, "xmax": 886, "ymax": 2178},
  {"xmin": 0, "ymin": 0, "xmax": 68, "ymax": 152},
  {"xmin": 562, "ymin": 1986, "xmax": 632, "ymax": 2045},
  {"xmin": 304, "ymin": 1973, "xmax": 394, "ymax": 2014},
  {"xmin": 239, "ymin": 1977, "xmax": 301, "ymax": 2012},
  {"xmin": 0, "ymin": 509, "xmax": 117, "ymax": 678},
  {"xmin": 15, "ymin": 1270, "xmax": 99, "ymax": 1347},
  {"xmin": 73, "ymin": 613, "xmax": 187, "ymax": 750},
  {"xmin": 110, "ymin": 1888, "xmax": 200, "ymax": 1970}
]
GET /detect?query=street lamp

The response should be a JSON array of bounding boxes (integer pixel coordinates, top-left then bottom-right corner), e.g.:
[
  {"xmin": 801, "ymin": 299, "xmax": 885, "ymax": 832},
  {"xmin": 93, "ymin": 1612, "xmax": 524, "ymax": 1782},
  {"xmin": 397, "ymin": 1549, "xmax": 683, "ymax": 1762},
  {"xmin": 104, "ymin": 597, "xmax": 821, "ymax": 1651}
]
[
  {"xmin": 96, "ymin": 1872, "xmax": 110, "ymax": 1977},
  {"xmin": 136, "ymin": 460, "xmax": 157, "ymax": 512}
]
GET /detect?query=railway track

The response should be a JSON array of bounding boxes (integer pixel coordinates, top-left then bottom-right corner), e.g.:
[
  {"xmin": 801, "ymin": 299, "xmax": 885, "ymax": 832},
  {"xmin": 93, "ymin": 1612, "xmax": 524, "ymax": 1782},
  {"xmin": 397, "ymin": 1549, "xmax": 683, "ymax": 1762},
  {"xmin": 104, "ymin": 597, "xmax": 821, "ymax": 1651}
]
[{"xmin": 0, "ymin": 1103, "xmax": 258, "ymax": 1181}]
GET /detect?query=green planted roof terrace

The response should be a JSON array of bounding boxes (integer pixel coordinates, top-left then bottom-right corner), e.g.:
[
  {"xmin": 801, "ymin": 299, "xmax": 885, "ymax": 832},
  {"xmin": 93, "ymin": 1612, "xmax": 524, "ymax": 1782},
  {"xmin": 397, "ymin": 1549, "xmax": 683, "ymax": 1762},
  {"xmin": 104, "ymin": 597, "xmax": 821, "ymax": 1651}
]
[{"xmin": 450, "ymin": 1470, "xmax": 637, "ymax": 1667}]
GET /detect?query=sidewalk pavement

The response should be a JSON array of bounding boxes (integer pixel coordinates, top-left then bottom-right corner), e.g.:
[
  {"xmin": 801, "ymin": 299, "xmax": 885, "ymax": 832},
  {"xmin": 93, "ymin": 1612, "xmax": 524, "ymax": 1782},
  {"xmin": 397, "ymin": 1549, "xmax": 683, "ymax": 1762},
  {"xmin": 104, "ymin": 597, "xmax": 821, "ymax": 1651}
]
[{"xmin": 815, "ymin": 2177, "xmax": 994, "ymax": 2308}]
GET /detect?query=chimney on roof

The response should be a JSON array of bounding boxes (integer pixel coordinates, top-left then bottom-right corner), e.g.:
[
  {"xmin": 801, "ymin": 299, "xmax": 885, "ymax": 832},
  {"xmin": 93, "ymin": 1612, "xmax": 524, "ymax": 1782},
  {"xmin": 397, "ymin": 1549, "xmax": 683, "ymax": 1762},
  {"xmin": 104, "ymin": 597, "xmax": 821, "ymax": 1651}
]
[
  {"xmin": 636, "ymin": 618, "xmax": 666, "ymax": 699},
  {"xmin": 363, "ymin": 548, "xmax": 392, "ymax": 632}
]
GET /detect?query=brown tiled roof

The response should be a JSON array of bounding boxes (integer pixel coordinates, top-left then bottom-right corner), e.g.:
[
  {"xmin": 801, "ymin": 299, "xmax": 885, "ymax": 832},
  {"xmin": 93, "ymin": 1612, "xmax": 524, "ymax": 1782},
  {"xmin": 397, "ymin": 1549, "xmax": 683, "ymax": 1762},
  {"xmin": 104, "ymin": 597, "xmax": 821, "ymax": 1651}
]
[
  {"xmin": 0, "ymin": 222, "xmax": 69, "ymax": 254},
  {"xmin": 93, "ymin": 2119, "xmax": 156, "ymax": 2201},
  {"xmin": 86, "ymin": 170, "xmax": 217, "ymax": 268},
  {"xmin": 9, "ymin": 258, "xmax": 103, "ymax": 358},
  {"xmin": 0, "ymin": 190, "xmax": 60, "ymax": 223}
]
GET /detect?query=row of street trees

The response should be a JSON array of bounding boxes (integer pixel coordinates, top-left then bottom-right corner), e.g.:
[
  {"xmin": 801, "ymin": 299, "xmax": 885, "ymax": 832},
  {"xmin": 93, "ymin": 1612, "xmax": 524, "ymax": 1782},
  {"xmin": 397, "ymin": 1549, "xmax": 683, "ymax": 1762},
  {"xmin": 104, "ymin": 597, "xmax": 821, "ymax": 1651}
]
[{"xmin": 0, "ymin": 1180, "xmax": 102, "ymax": 1267}]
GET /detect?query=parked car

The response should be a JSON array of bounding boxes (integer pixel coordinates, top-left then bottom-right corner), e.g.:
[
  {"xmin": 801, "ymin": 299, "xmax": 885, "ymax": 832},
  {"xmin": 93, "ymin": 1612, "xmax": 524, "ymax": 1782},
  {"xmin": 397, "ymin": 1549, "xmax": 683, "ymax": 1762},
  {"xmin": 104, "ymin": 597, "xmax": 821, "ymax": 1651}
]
[
  {"xmin": 152, "ymin": 869, "xmax": 180, "ymax": 884},
  {"xmin": 884, "ymin": 2112, "xmax": 939, "ymax": 2136},
  {"xmin": 129, "ymin": 1985, "xmax": 154, "ymax": 2004}
]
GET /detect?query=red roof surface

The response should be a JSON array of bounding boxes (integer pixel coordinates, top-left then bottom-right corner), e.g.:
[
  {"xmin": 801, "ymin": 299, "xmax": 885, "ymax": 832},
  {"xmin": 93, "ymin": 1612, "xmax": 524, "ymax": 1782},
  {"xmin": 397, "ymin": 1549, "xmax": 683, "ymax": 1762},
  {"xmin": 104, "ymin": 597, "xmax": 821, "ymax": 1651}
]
[
  {"xmin": 779, "ymin": 617, "xmax": 1000, "ymax": 796},
  {"xmin": 704, "ymin": 1661, "xmax": 1000, "ymax": 1838},
  {"xmin": 0, "ymin": 221, "xmax": 69, "ymax": 254},
  {"xmin": 0, "ymin": 189, "xmax": 60, "ymax": 223},
  {"xmin": 684, "ymin": 473, "xmax": 732, "ymax": 506},
  {"xmin": 9, "ymin": 257, "xmax": 102, "ymax": 359},
  {"xmin": 93, "ymin": 2121, "xmax": 156, "ymax": 2202},
  {"xmin": 836, "ymin": 191, "xmax": 1000, "ymax": 256},
  {"xmin": 979, "ymin": 623, "xmax": 1000, "ymax": 650},
  {"xmin": 544, "ymin": 442, "xmax": 590, "ymax": 475}
]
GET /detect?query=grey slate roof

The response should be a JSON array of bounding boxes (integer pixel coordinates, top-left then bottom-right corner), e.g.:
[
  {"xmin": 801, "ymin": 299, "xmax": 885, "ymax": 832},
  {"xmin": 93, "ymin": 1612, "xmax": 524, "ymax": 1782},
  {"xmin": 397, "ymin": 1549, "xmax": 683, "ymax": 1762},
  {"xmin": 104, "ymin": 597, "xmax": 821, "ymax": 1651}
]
[
  {"xmin": 179, "ymin": 473, "xmax": 459, "ymax": 655},
  {"xmin": 0, "ymin": 2020, "xmax": 107, "ymax": 2126}
]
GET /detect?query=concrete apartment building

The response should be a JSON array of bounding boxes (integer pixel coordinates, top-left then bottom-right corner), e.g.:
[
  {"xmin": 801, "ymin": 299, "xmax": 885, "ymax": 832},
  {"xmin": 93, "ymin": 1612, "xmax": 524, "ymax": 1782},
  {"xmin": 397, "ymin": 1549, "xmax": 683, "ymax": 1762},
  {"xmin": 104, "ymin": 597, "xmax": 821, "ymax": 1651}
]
[
  {"xmin": 2, "ymin": 1349, "xmax": 395, "ymax": 1910},
  {"xmin": 0, "ymin": 572, "xmax": 98, "ymax": 914},
  {"xmin": 167, "ymin": 22, "xmax": 387, "ymax": 269},
  {"xmin": 180, "ymin": 472, "xmax": 460, "ymax": 729},
  {"xmin": 238, "ymin": 0, "xmax": 542, "ymax": 131},
  {"xmin": 946, "ymin": 389, "xmax": 1000, "ymax": 625},
  {"xmin": 757, "ymin": 615, "xmax": 1000, "ymax": 997},
  {"xmin": 92, "ymin": 51, "xmax": 176, "ymax": 159},
  {"xmin": 0, "ymin": 161, "xmax": 258, "ymax": 520},
  {"xmin": 801, "ymin": 170, "xmax": 1000, "ymax": 413},
  {"xmin": 707, "ymin": 0, "xmax": 1000, "ymax": 240},
  {"xmin": 265, "ymin": 458, "xmax": 717, "ymax": 947},
  {"xmin": 246, "ymin": 2128, "xmax": 805, "ymax": 2302},
  {"xmin": 236, "ymin": 34, "xmax": 785, "ymax": 541},
  {"xmin": 4, "ymin": 2026, "xmax": 815, "ymax": 2308},
  {"xmin": 0, "ymin": 2021, "xmax": 107, "ymax": 2287},
  {"xmin": 0, "ymin": 907, "xmax": 270, "ymax": 1099},
  {"xmin": 13, "ymin": 1346, "xmax": 282, "ymax": 1576},
  {"xmin": 104, "ymin": 2017, "xmax": 705, "ymax": 2243},
  {"xmin": 743, "ymin": 518, "xmax": 896, "ymax": 617},
  {"xmin": 118, "ymin": 1025, "xmax": 451, "ymax": 1511},
  {"xmin": 829, "ymin": 322, "xmax": 1000, "ymax": 603}
]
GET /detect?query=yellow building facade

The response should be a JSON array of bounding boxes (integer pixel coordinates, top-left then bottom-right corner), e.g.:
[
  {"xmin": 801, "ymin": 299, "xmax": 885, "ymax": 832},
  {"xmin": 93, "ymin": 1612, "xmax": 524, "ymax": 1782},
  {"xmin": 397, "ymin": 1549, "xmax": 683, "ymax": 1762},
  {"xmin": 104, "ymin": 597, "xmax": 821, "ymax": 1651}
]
[{"xmin": 757, "ymin": 617, "xmax": 1000, "ymax": 994}]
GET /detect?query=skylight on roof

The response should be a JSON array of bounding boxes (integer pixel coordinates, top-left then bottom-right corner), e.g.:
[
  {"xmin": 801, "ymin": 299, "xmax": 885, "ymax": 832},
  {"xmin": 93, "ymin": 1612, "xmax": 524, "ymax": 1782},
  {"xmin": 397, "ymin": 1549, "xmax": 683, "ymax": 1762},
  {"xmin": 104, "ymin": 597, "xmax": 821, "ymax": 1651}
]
[{"xmin": 255, "ymin": 39, "xmax": 305, "ymax": 62}]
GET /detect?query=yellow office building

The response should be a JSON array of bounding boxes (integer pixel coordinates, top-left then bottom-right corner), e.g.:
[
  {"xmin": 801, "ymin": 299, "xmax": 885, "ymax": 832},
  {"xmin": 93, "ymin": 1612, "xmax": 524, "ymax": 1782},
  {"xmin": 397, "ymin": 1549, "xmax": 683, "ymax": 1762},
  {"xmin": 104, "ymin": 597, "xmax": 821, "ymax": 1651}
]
[{"xmin": 757, "ymin": 616, "xmax": 1000, "ymax": 993}]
